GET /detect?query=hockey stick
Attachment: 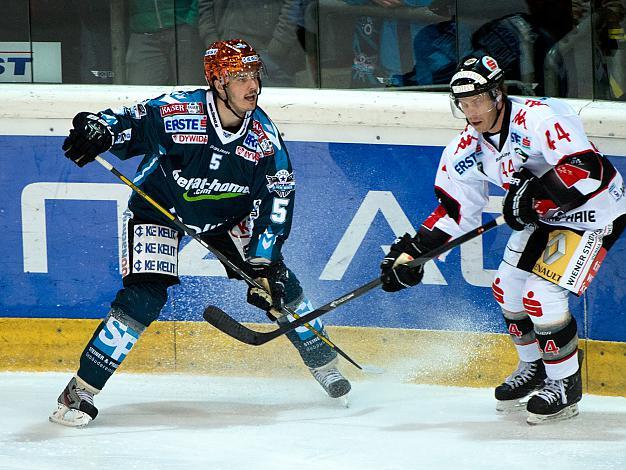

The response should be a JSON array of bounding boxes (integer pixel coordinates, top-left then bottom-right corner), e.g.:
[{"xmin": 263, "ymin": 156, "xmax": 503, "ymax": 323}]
[
  {"xmin": 93, "ymin": 155, "xmax": 363, "ymax": 370},
  {"xmin": 203, "ymin": 214, "xmax": 506, "ymax": 346}
]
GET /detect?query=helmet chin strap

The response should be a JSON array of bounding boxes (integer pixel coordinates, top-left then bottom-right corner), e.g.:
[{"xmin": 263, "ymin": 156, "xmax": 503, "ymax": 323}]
[
  {"xmin": 487, "ymin": 98, "xmax": 504, "ymax": 132},
  {"xmin": 211, "ymin": 75, "xmax": 261, "ymax": 123},
  {"xmin": 218, "ymin": 85, "xmax": 247, "ymax": 121}
]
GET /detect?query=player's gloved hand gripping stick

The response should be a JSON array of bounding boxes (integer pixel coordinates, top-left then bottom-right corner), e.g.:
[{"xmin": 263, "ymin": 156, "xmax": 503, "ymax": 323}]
[
  {"xmin": 203, "ymin": 215, "xmax": 507, "ymax": 346},
  {"xmin": 93, "ymin": 156, "xmax": 363, "ymax": 370}
]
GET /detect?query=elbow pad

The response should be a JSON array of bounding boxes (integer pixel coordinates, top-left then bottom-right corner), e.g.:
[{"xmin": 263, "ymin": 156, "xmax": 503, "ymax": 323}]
[{"xmin": 539, "ymin": 152, "xmax": 614, "ymax": 210}]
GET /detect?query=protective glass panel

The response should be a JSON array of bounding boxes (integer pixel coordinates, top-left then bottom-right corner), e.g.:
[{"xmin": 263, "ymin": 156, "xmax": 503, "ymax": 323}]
[
  {"xmin": 0, "ymin": 0, "xmax": 31, "ymax": 82},
  {"xmin": 0, "ymin": 0, "xmax": 622, "ymax": 100},
  {"xmin": 197, "ymin": 0, "xmax": 311, "ymax": 87},
  {"xmin": 591, "ymin": 0, "xmax": 626, "ymax": 101},
  {"xmin": 456, "ymin": 0, "xmax": 595, "ymax": 98},
  {"xmin": 317, "ymin": 0, "xmax": 461, "ymax": 91}
]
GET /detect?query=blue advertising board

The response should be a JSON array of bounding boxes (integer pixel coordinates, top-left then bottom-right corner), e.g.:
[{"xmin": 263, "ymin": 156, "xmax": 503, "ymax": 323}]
[{"xmin": 1, "ymin": 136, "xmax": 625, "ymax": 342}]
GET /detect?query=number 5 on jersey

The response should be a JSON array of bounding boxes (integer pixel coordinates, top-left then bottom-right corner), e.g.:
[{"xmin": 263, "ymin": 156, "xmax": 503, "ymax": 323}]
[
  {"xmin": 271, "ymin": 198, "xmax": 289, "ymax": 223},
  {"xmin": 210, "ymin": 152, "xmax": 223, "ymax": 170}
]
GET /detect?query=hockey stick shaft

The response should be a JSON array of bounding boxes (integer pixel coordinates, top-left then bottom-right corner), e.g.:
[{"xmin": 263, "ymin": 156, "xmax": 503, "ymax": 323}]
[
  {"xmin": 94, "ymin": 155, "xmax": 362, "ymax": 370},
  {"xmin": 203, "ymin": 214, "xmax": 506, "ymax": 345}
]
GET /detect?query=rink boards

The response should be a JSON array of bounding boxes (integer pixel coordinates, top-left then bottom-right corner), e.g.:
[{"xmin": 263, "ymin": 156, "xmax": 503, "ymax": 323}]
[{"xmin": 0, "ymin": 86, "xmax": 625, "ymax": 395}]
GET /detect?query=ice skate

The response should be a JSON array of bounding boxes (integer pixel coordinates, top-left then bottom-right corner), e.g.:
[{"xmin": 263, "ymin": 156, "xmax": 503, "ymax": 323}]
[
  {"xmin": 526, "ymin": 368, "xmax": 582, "ymax": 425},
  {"xmin": 310, "ymin": 358, "xmax": 351, "ymax": 402},
  {"xmin": 49, "ymin": 376, "xmax": 99, "ymax": 427},
  {"xmin": 495, "ymin": 359, "xmax": 546, "ymax": 412}
]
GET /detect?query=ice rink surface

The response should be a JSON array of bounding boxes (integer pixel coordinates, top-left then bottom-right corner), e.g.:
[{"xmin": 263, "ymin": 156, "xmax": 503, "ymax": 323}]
[{"xmin": 1, "ymin": 372, "xmax": 625, "ymax": 470}]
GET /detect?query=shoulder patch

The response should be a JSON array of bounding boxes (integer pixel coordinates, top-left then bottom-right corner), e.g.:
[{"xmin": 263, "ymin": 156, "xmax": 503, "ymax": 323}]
[{"xmin": 252, "ymin": 119, "xmax": 275, "ymax": 156}]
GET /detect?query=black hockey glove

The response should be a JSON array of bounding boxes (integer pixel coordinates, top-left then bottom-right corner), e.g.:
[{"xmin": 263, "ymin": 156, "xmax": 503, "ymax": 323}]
[
  {"xmin": 503, "ymin": 168, "xmax": 540, "ymax": 231},
  {"xmin": 246, "ymin": 262, "xmax": 288, "ymax": 314},
  {"xmin": 380, "ymin": 233, "xmax": 426, "ymax": 292},
  {"xmin": 62, "ymin": 112, "xmax": 114, "ymax": 167}
]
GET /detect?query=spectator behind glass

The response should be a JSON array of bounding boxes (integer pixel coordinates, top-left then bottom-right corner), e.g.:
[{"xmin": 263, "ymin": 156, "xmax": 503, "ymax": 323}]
[
  {"xmin": 125, "ymin": 0, "xmax": 205, "ymax": 85},
  {"xmin": 344, "ymin": 0, "xmax": 432, "ymax": 88},
  {"xmin": 589, "ymin": 0, "xmax": 626, "ymax": 100},
  {"xmin": 398, "ymin": 0, "xmax": 470, "ymax": 88},
  {"xmin": 16, "ymin": 1, "xmax": 113, "ymax": 84},
  {"xmin": 470, "ymin": 0, "xmax": 576, "ymax": 96},
  {"xmin": 198, "ymin": 1, "xmax": 305, "ymax": 87}
]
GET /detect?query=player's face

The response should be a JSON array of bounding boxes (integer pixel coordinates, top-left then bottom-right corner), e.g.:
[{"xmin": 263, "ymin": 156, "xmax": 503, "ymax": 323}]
[
  {"xmin": 455, "ymin": 92, "xmax": 500, "ymax": 133},
  {"xmin": 225, "ymin": 70, "xmax": 260, "ymax": 113}
]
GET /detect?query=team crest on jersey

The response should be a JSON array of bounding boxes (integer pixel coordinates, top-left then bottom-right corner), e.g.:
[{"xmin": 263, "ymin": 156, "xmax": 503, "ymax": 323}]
[
  {"xmin": 252, "ymin": 120, "xmax": 274, "ymax": 156},
  {"xmin": 159, "ymin": 102, "xmax": 205, "ymax": 117},
  {"xmin": 266, "ymin": 170, "xmax": 295, "ymax": 197}
]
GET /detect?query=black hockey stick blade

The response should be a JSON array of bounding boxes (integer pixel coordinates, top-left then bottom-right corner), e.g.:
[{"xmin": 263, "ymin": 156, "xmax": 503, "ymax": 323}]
[
  {"xmin": 203, "ymin": 277, "xmax": 383, "ymax": 346},
  {"xmin": 203, "ymin": 306, "xmax": 264, "ymax": 345},
  {"xmin": 203, "ymin": 305, "xmax": 363, "ymax": 369},
  {"xmin": 202, "ymin": 214, "xmax": 505, "ymax": 346}
]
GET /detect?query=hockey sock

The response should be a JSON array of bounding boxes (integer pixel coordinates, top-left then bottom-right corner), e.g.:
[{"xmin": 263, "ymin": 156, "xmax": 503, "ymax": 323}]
[
  {"xmin": 280, "ymin": 297, "xmax": 337, "ymax": 369},
  {"xmin": 77, "ymin": 308, "xmax": 146, "ymax": 390}
]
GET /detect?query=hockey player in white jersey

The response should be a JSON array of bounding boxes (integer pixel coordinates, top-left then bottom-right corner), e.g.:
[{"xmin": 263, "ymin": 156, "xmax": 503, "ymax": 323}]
[{"xmin": 379, "ymin": 54, "xmax": 626, "ymax": 424}]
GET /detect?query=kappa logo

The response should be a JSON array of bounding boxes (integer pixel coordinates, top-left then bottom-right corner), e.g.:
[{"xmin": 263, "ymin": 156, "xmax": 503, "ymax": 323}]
[
  {"xmin": 524, "ymin": 99, "xmax": 547, "ymax": 108},
  {"xmin": 266, "ymin": 169, "xmax": 295, "ymax": 197},
  {"xmin": 454, "ymin": 134, "xmax": 477, "ymax": 155},
  {"xmin": 513, "ymin": 110, "xmax": 528, "ymax": 129}
]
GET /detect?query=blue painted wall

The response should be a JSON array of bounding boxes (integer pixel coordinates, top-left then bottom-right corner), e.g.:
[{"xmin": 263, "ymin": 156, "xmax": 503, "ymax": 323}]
[{"xmin": 1, "ymin": 136, "xmax": 624, "ymax": 342}]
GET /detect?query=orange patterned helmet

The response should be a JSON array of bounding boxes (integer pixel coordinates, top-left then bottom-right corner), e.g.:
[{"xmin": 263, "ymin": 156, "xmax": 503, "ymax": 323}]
[{"xmin": 204, "ymin": 39, "xmax": 263, "ymax": 87}]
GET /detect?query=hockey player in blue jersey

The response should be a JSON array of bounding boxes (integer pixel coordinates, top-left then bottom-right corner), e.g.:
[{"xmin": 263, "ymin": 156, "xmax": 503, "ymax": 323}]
[{"xmin": 50, "ymin": 39, "xmax": 351, "ymax": 427}]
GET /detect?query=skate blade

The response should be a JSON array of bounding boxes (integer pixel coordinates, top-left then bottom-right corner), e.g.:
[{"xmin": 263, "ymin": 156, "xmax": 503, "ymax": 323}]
[
  {"xmin": 49, "ymin": 403, "xmax": 92, "ymax": 428},
  {"xmin": 496, "ymin": 395, "xmax": 532, "ymax": 413},
  {"xmin": 339, "ymin": 394, "xmax": 350, "ymax": 408},
  {"xmin": 361, "ymin": 365, "xmax": 385, "ymax": 375},
  {"xmin": 526, "ymin": 403, "xmax": 579, "ymax": 425}
]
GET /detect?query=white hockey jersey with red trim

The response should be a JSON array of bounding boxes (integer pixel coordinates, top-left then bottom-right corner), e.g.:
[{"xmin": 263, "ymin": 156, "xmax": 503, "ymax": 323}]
[{"xmin": 425, "ymin": 96, "xmax": 626, "ymax": 238}]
